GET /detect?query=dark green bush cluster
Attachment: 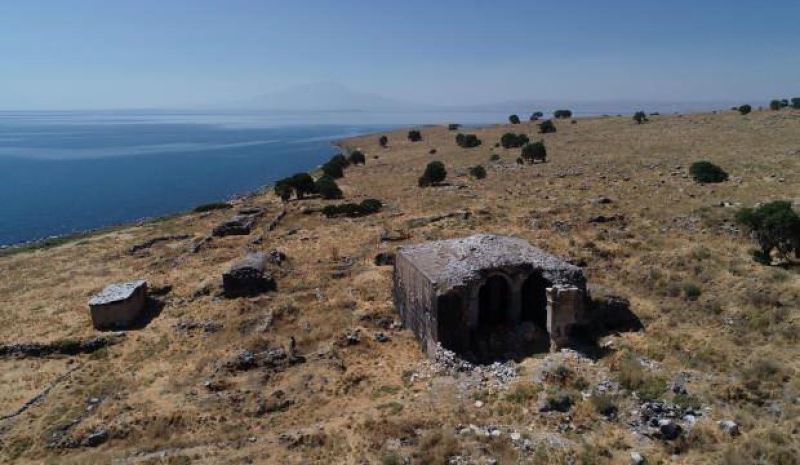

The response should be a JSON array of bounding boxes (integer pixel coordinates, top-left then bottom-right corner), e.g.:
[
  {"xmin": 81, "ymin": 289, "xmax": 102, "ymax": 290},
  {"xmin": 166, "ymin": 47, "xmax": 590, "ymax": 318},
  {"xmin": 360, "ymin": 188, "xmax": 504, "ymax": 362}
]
[
  {"xmin": 792, "ymin": 97, "xmax": 800, "ymax": 109},
  {"xmin": 193, "ymin": 202, "xmax": 232, "ymax": 213},
  {"xmin": 738, "ymin": 104, "xmax": 752, "ymax": 115},
  {"xmin": 348, "ymin": 150, "xmax": 366, "ymax": 165},
  {"xmin": 455, "ymin": 133, "xmax": 482, "ymax": 148},
  {"xmin": 736, "ymin": 200, "xmax": 800, "ymax": 263},
  {"xmin": 489, "ymin": 153, "xmax": 500, "ymax": 161},
  {"xmin": 633, "ymin": 111, "xmax": 648, "ymax": 124},
  {"xmin": 538, "ymin": 119, "xmax": 557, "ymax": 134},
  {"xmin": 500, "ymin": 132, "xmax": 529, "ymax": 149},
  {"xmin": 418, "ymin": 161, "xmax": 447, "ymax": 187},
  {"xmin": 553, "ymin": 109, "xmax": 572, "ymax": 119},
  {"xmin": 379, "ymin": 135, "xmax": 388, "ymax": 147},
  {"xmin": 315, "ymin": 175, "xmax": 343, "ymax": 199},
  {"xmin": 530, "ymin": 111, "xmax": 544, "ymax": 121},
  {"xmin": 322, "ymin": 198, "xmax": 382, "ymax": 218},
  {"xmin": 274, "ymin": 172, "xmax": 317, "ymax": 200},
  {"xmin": 520, "ymin": 141, "xmax": 547, "ymax": 163},
  {"xmin": 407, "ymin": 130, "xmax": 422, "ymax": 142},
  {"xmin": 769, "ymin": 99, "xmax": 789, "ymax": 110},
  {"xmin": 447, "ymin": 123, "xmax": 461, "ymax": 131},
  {"xmin": 508, "ymin": 114, "xmax": 521, "ymax": 124},
  {"xmin": 469, "ymin": 165, "xmax": 487, "ymax": 179},
  {"xmin": 322, "ymin": 154, "xmax": 349, "ymax": 178},
  {"xmin": 689, "ymin": 161, "xmax": 728, "ymax": 183}
]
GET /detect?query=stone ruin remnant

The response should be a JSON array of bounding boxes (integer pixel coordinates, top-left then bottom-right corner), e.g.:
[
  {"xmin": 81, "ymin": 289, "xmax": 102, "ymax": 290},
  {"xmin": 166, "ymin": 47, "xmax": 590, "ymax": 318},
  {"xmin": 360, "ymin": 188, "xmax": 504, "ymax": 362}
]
[
  {"xmin": 393, "ymin": 234, "xmax": 590, "ymax": 361},
  {"xmin": 223, "ymin": 252, "xmax": 276, "ymax": 297},
  {"xmin": 212, "ymin": 207, "xmax": 264, "ymax": 237},
  {"xmin": 88, "ymin": 280, "xmax": 148, "ymax": 330}
]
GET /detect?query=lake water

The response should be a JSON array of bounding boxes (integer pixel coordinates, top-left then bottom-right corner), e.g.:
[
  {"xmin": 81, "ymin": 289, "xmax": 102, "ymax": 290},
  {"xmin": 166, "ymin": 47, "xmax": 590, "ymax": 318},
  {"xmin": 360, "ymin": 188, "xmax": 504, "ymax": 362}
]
[{"xmin": 0, "ymin": 110, "xmax": 511, "ymax": 246}]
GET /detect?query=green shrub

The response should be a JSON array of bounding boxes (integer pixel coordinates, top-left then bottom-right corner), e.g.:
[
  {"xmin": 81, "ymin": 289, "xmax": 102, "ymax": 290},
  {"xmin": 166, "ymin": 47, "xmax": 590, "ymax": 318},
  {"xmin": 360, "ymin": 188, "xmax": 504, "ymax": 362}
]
[
  {"xmin": 193, "ymin": 202, "xmax": 232, "ymax": 213},
  {"xmin": 516, "ymin": 157, "xmax": 524, "ymax": 165},
  {"xmin": 418, "ymin": 161, "xmax": 447, "ymax": 187},
  {"xmin": 274, "ymin": 180, "xmax": 293, "ymax": 201},
  {"xmin": 736, "ymin": 200, "xmax": 800, "ymax": 262},
  {"xmin": 469, "ymin": 165, "xmax": 487, "ymax": 179},
  {"xmin": 490, "ymin": 153, "xmax": 500, "ymax": 161},
  {"xmin": 455, "ymin": 133, "xmax": 482, "ymax": 148},
  {"xmin": 315, "ymin": 176, "xmax": 343, "ymax": 199},
  {"xmin": 553, "ymin": 109, "xmax": 572, "ymax": 119},
  {"xmin": 274, "ymin": 172, "xmax": 317, "ymax": 199},
  {"xmin": 792, "ymin": 97, "xmax": 800, "ymax": 109},
  {"xmin": 322, "ymin": 160, "xmax": 344, "ymax": 179},
  {"xmin": 633, "ymin": 111, "xmax": 648, "ymax": 124},
  {"xmin": 447, "ymin": 123, "xmax": 461, "ymax": 131},
  {"xmin": 769, "ymin": 99, "xmax": 783, "ymax": 111},
  {"xmin": 329, "ymin": 153, "xmax": 350, "ymax": 169},
  {"xmin": 689, "ymin": 161, "xmax": 728, "ymax": 183},
  {"xmin": 322, "ymin": 199, "xmax": 383, "ymax": 218},
  {"xmin": 530, "ymin": 111, "xmax": 544, "ymax": 121},
  {"xmin": 738, "ymin": 104, "xmax": 752, "ymax": 115},
  {"xmin": 508, "ymin": 114, "xmax": 521, "ymax": 124},
  {"xmin": 521, "ymin": 141, "xmax": 547, "ymax": 163},
  {"xmin": 379, "ymin": 135, "xmax": 388, "ymax": 147},
  {"xmin": 683, "ymin": 282, "xmax": 702, "ymax": 301},
  {"xmin": 408, "ymin": 130, "xmax": 422, "ymax": 142},
  {"xmin": 500, "ymin": 132, "xmax": 529, "ymax": 149},
  {"xmin": 348, "ymin": 150, "xmax": 366, "ymax": 165},
  {"xmin": 538, "ymin": 119, "xmax": 557, "ymax": 134}
]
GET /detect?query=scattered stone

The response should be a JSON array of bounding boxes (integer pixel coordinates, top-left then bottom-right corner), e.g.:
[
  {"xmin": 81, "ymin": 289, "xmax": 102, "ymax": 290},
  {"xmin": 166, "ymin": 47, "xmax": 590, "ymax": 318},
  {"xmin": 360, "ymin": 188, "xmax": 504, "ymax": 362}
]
[
  {"xmin": 267, "ymin": 249, "xmax": 287, "ymax": 266},
  {"xmin": 474, "ymin": 400, "xmax": 483, "ymax": 408},
  {"xmin": 127, "ymin": 234, "xmax": 190, "ymax": 254},
  {"xmin": 81, "ymin": 429, "xmax": 109, "ymax": 448},
  {"xmin": 380, "ymin": 229, "xmax": 410, "ymax": 242},
  {"xmin": 190, "ymin": 235, "xmax": 213, "ymax": 253},
  {"xmin": 222, "ymin": 253, "xmax": 276, "ymax": 298},
  {"xmin": 718, "ymin": 420, "xmax": 740, "ymax": 437},
  {"xmin": 657, "ymin": 419, "xmax": 682, "ymax": 440},
  {"xmin": 0, "ymin": 334, "xmax": 124, "ymax": 358},
  {"xmin": 588, "ymin": 214, "xmax": 624, "ymax": 223},
  {"xmin": 174, "ymin": 319, "xmax": 222, "ymax": 334},
  {"xmin": 374, "ymin": 332, "xmax": 390, "ymax": 343},
  {"xmin": 592, "ymin": 196, "xmax": 613, "ymax": 204},
  {"xmin": 630, "ymin": 451, "xmax": 645, "ymax": 465},
  {"xmin": 212, "ymin": 213, "xmax": 259, "ymax": 237},
  {"xmin": 405, "ymin": 210, "xmax": 471, "ymax": 229},
  {"xmin": 88, "ymin": 280, "xmax": 148, "ymax": 330}
]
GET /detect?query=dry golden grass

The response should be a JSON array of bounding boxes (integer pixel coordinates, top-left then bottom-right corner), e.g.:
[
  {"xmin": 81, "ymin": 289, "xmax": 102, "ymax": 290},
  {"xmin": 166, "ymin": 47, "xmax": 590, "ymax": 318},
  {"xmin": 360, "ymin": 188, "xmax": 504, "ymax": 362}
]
[{"xmin": 0, "ymin": 109, "xmax": 799, "ymax": 464}]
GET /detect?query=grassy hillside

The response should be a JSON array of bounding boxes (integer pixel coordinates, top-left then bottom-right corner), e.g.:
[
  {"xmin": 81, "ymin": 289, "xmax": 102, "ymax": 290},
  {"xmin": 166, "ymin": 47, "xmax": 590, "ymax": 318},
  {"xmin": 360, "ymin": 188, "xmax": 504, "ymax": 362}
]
[{"xmin": 1, "ymin": 109, "xmax": 798, "ymax": 464}]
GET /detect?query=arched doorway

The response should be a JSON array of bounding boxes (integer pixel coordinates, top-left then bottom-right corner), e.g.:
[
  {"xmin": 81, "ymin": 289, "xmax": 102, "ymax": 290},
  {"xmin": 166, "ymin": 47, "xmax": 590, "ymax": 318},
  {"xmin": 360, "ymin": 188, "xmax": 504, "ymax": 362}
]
[
  {"xmin": 478, "ymin": 275, "xmax": 511, "ymax": 327},
  {"xmin": 437, "ymin": 293, "xmax": 464, "ymax": 353},
  {"xmin": 522, "ymin": 273, "xmax": 549, "ymax": 329}
]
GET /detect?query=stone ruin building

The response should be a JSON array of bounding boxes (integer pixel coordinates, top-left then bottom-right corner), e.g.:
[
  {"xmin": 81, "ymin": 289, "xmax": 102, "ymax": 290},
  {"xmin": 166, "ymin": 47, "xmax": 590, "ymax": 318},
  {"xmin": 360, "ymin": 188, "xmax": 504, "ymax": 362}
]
[{"xmin": 393, "ymin": 234, "xmax": 589, "ymax": 362}]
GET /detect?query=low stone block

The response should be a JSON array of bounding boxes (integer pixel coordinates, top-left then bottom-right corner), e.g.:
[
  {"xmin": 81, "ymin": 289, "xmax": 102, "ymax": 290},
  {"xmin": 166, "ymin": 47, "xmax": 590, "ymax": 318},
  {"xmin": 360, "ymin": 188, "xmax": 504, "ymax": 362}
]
[
  {"xmin": 88, "ymin": 280, "xmax": 147, "ymax": 330},
  {"xmin": 223, "ymin": 253, "xmax": 276, "ymax": 297}
]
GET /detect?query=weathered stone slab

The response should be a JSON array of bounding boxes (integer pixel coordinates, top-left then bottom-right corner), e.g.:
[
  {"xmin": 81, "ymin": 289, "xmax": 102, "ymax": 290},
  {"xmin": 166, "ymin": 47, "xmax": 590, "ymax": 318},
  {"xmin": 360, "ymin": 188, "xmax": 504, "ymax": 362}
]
[
  {"xmin": 222, "ymin": 253, "xmax": 276, "ymax": 297},
  {"xmin": 88, "ymin": 280, "xmax": 147, "ymax": 330},
  {"xmin": 212, "ymin": 214, "xmax": 258, "ymax": 237}
]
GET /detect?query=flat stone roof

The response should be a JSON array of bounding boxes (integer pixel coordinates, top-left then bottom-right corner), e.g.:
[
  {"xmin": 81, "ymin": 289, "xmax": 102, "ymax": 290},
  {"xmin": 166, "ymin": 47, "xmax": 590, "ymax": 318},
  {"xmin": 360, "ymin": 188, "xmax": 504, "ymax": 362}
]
[
  {"xmin": 89, "ymin": 280, "xmax": 147, "ymax": 306},
  {"xmin": 397, "ymin": 234, "xmax": 582, "ymax": 292}
]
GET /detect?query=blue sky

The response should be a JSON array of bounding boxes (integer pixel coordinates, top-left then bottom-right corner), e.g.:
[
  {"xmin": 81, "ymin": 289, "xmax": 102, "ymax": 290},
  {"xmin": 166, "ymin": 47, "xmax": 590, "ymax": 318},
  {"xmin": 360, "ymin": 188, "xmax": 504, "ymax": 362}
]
[{"xmin": 2, "ymin": 0, "xmax": 798, "ymax": 109}]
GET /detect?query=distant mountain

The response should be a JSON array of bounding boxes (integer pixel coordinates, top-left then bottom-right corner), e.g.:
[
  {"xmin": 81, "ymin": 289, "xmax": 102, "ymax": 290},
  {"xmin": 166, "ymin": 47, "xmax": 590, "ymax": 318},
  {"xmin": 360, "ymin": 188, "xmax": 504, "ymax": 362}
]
[{"xmin": 236, "ymin": 82, "xmax": 429, "ymax": 112}]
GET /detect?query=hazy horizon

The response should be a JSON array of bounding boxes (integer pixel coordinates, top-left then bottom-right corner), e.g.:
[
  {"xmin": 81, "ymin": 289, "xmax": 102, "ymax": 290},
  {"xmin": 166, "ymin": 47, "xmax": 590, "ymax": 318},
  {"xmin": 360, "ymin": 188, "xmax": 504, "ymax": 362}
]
[{"xmin": 2, "ymin": 0, "xmax": 799, "ymax": 111}]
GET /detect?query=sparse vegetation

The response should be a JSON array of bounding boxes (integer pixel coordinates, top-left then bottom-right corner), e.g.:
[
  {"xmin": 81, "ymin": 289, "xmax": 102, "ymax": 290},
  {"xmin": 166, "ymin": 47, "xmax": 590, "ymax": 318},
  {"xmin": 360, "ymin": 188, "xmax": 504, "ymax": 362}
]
[
  {"xmin": 633, "ymin": 111, "xmax": 648, "ymax": 124},
  {"xmin": 520, "ymin": 141, "xmax": 547, "ymax": 163},
  {"xmin": 315, "ymin": 175, "xmax": 343, "ymax": 199},
  {"xmin": 689, "ymin": 161, "xmax": 728, "ymax": 183},
  {"xmin": 322, "ymin": 198, "xmax": 382, "ymax": 217},
  {"xmin": 508, "ymin": 114, "xmax": 521, "ymax": 124},
  {"xmin": 500, "ymin": 132, "xmax": 529, "ymax": 149},
  {"xmin": 407, "ymin": 130, "xmax": 422, "ymax": 142},
  {"xmin": 418, "ymin": 161, "xmax": 447, "ymax": 187},
  {"xmin": 738, "ymin": 104, "xmax": 752, "ymax": 115},
  {"xmin": 455, "ymin": 133, "xmax": 482, "ymax": 148},
  {"xmin": 348, "ymin": 150, "xmax": 366, "ymax": 165},
  {"xmin": 530, "ymin": 111, "xmax": 544, "ymax": 121},
  {"xmin": 379, "ymin": 135, "xmax": 388, "ymax": 147},
  {"xmin": 553, "ymin": 109, "xmax": 572, "ymax": 119}
]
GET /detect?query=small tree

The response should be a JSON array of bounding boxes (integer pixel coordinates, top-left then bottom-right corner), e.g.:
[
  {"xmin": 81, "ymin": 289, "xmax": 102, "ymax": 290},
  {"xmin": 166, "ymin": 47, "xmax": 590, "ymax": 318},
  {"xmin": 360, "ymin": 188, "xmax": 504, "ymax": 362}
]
[
  {"xmin": 348, "ymin": 150, "xmax": 366, "ymax": 165},
  {"xmin": 554, "ymin": 109, "xmax": 572, "ymax": 119},
  {"xmin": 530, "ymin": 111, "xmax": 544, "ymax": 121},
  {"xmin": 469, "ymin": 165, "xmax": 487, "ymax": 179},
  {"xmin": 736, "ymin": 201, "xmax": 800, "ymax": 263},
  {"xmin": 500, "ymin": 133, "xmax": 529, "ymax": 149},
  {"xmin": 418, "ymin": 161, "xmax": 447, "ymax": 187},
  {"xmin": 448, "ymin": 123, "xmax": 461, "ymax": 131},
  {"xmin": 509, "ymin": 114, "xmax": 521, "ymax": 124},
  {"xmin": 408, "ymin": 130, "xmax": 422, "ymax": 142},
  {"xmin": 792, "ymin": 98, "xmax": 800, "ymax": 109},
  {"xmin": 521, "ymin": 141, "xmax": 547, "ymax": 163},
  {"xmin": 633, "ymin": 111, "xmax": 648, "ymax": 124},
  {"xmin": 315, "ymin": 175, "xmax": 343, "ymax": 199},
  {"xmin": 538, "ymin": 120, "xmax": 557, "ymax": 134},
  {"xmin": 738, "ymin": 104, "xmax": 752, "ymax": 115},
  {"xmin": 322, "ymin": 160, "xmax": 344, "ymax": 179},
  {"xmin": 379, "ymin": 135, "xmax": 388, "ymax": 147},
  {"xmin": 290, "ymin": 173, "xmax": 316, "ymax": 198},
  {"xmin": 769, "ymin": 100, "xmax": 782, "ymax": 111},
  {"xmin": 455, "ymin": 133, "xmax": 482, "ymax": 148},
  {"xmin": 274, "ymin": 179, "xmax": 293, "ymax": 201},
  {"xmin": 689, "ymin": 161, "xmax": 728, "ymax": 183}
]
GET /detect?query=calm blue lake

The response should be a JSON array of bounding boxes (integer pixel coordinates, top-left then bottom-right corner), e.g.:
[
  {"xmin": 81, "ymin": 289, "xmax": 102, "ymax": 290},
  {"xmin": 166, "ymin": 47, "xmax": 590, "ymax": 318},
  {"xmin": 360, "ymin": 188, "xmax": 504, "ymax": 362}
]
[{"xmin": 0, "ymin": 110, "xmax": 510, "ymax": 246}]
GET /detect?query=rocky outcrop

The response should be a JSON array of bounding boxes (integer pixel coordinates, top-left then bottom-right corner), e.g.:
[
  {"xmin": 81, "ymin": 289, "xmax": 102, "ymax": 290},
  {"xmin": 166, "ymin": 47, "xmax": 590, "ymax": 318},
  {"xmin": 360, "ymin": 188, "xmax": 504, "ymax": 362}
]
[{"xmin": 222, "ymin": 252, "xmax": 276, "ymax": 297}]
